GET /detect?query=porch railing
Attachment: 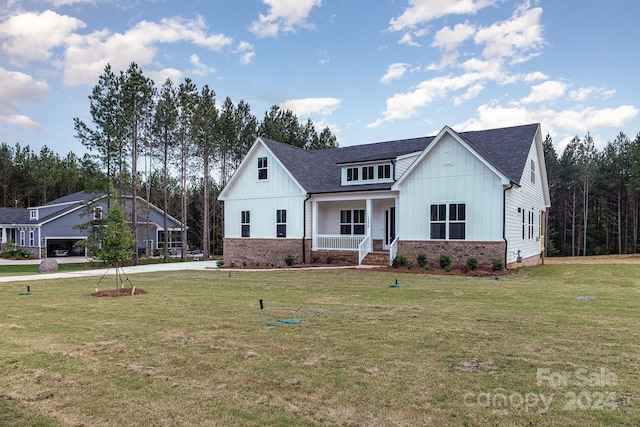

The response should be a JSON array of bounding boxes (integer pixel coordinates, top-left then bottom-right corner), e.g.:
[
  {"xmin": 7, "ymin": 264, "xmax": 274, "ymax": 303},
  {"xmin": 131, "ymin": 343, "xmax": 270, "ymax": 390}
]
[
  {"xmin": 358, "ymin": 235, "xmax": 371, "ymax": 265},
  {"xmin": 316, "ymin": 235, "xmax": 365, "ymax": 251},
  {"xmin": 389, "ymin": 236, "xmax": 399, "ymax": 266}
]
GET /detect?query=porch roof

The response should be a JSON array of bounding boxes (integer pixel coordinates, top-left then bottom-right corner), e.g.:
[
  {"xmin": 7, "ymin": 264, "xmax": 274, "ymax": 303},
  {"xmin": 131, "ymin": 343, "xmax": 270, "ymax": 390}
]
[{"xmin": 0, "ymin": 207, "xmax": 29, "ymax": 224}]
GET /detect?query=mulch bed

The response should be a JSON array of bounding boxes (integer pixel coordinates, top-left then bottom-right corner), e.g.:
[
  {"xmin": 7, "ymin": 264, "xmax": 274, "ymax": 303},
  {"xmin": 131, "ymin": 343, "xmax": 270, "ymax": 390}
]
[{"xmin": 91, "ymin": 287, "xmax": 147, "ymax": 297}]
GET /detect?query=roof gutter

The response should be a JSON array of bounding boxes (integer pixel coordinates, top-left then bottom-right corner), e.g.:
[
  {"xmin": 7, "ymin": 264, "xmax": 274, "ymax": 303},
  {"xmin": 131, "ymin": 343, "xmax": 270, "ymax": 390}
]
[
  {"xmin": 302, "ymin": 193, "xmax": 312, "ymax": 264},
  {"xmin": 503, "ymin": 182, "xmax": 516, "ymax": 270}
]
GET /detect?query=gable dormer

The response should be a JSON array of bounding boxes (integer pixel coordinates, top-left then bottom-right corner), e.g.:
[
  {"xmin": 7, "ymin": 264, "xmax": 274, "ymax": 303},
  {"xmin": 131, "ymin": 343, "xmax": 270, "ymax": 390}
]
[
  {"xmin": 29, "ymin": 209, "xmax": 38, "ymax": 221},
  {"xmin": 341, "ymin": 161, "xmax": 394, "ymax": 186}
]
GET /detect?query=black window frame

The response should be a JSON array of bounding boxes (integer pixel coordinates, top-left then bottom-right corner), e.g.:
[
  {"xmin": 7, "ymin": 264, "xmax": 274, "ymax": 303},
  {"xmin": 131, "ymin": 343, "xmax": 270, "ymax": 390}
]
[
  {"xmin": 430, "ymin": 203, "xmax": 466, "ymax": 240},
  {"xmin": 276, "ymin": 209, "xmax": 287, "ymax": 238},
  {"xmin": 241, "ymin": 210, "xmax": 250, "ymax": 237},
  {"xmin": 258, "ymin": 157, "xmax": 268, "ymax": 180}
]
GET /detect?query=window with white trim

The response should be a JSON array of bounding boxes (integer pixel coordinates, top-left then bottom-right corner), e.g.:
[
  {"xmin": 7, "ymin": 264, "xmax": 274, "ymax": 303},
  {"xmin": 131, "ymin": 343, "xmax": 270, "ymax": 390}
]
[
  {"xmin": 346, "ymin": 167, "xmax": 358, "ymax": 182},
  {"xmin": 19, "ymin": 230, "xmax": 25, "ymax": 246},
  {"xmin": 378, "ymin": 164, "xmax": 391, "ymax": 179},
  {"xmin": 430, "ymin": 203, "xmax": 466, "ymax": 240},
  {"xmin": 340, "ymin": 209, "xmax": 365, "ymax": 235},
  {"xmin": 276, "ymin": 209, "xmax": 286, "ymax": 238},
  {"xmin": 94, "ymin": 206, "xmax": 103, "ymax": 220},
  {"xmin": 30, "ymin": 210, "xmax": 37, "ymax": 220},
  {"xmin": 531, "ymin": 160, "xmax": 536, "ymax": 184},
  {"xmin": 258, "ymin": 157, "xmax": 268, "ymax": 180},
  {"xmin": 241, "ymin": 211, "xmax": 250, "ymax": 237},
  {"xmin": 362, "ymin": 166, "xmax": 374, "ymax": 180},
  {"xmin": 29, "ymin": 230, "xmax": 34, "ymax": 247}
]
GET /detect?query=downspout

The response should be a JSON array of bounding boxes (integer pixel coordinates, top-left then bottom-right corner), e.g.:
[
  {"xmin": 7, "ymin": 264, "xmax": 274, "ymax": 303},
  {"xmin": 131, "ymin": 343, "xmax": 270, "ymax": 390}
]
[
  {"xmin": 302, "ymin": 193, "xmax": 312, "ymax": 264},
  {"xmin": 503, "ymin": 182, "xmax": 515, "ymax": 270}
]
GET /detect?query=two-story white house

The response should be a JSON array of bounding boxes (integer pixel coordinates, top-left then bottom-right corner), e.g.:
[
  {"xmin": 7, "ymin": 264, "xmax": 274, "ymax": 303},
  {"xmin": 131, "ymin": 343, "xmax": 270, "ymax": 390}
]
[{"xmin": 218, "ymin": 123, "xmax": 550, "ymax": 268}]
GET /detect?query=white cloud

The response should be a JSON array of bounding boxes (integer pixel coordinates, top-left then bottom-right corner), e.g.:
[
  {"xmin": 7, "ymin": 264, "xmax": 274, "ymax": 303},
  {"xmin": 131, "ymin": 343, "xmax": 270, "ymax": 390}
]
[
  {"xmin": 0, "ymin": 67, "xmax": 47, "ymax": 131},
  {"xmin": 389, "ymin": 0, "xmax": 499, "ymax": 32},
  {"xmin": 381, "ymin": 63, "xmax": 409, "ymax": 83},
  {"xmin": 368, "ymin": 73, "xmax": 481, "ymax": 127},
  {"xmin": 189, "ymin": 54, "xmax": 217, "ymax": 77},
  {"xmin": 63, "ymin": 16, "xmax": 233, "ymax": 85},
  {"xmin": 454, "ymin": 103, "xmax": 640, "ymax": 151},
  {"xmin": 474, "ymin": 2, "xmax": 544, "ymax": 62},
  {"xmin": 522, "ymin": 71, "xmax": 548, "ymax": 82},
  {"xmin": 520, "ymin": 80, "xmax": 567, "ymax": 104},
  {"xmin": 280, "ymin": 97, "xmax": 341, "ymax": 116},
  {"xmin": 249, "ymin": 0, "xmax": 321, "ymax": 38},
  {"xmin": 235, "ymin": 41, "xmax": 255, "ymax": 65},
  {"xmin": 0, "ymin": 114, "xmax": 42, "ymax": 131},
  {"xmin": 454, "ymin": 83, "xmax": 484, "ymax": 105},
  {"xmin": 0, "ymin": 67, "xmax": 49, "ymax": 107},
  {"xmin": 0, "ymin": 10, "xmax": 85, "ymax": 64},
  {"xmin": 147, "ymin": 68, "xmax": 182, "ymax": 86},
  {"xmin": 398, "ymin": 32, "xmax": 421, "ymax": 47},
  {"xmin": 570, "ymin": 87, "xmax": 594, "ymax": 102},
  {"xmin": 432, "ymin": 22, "xmax": 476, "ymax": 51}
]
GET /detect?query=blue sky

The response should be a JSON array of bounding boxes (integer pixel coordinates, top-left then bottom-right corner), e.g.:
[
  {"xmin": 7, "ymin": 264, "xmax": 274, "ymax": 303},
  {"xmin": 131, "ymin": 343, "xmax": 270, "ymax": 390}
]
[{"xmin": 1, "ymin": 0, "xmax": 638, "ymax": 157}]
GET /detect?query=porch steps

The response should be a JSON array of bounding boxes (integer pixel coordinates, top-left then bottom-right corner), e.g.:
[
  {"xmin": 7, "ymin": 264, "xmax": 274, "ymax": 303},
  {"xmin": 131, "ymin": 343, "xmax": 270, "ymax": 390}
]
[{"xmin": 362, "ymin": 251, "xmax": 390, "ymax": 266}]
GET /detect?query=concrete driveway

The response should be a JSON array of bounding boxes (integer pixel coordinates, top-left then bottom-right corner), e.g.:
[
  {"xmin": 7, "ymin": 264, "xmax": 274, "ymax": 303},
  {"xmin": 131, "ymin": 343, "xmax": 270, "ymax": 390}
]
[{"xmin": 0, "ymin": 258, "xmax": 218, "ymax": 283}]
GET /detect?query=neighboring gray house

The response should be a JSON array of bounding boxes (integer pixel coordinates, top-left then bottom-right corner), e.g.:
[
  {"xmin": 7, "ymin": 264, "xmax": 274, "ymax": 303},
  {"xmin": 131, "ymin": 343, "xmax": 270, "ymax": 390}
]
[
  {"xmin": 0, "ymin": 191, "xmax": 184, "ymax": 258},
  {"xmin": 218, "ymin": 123, "xmax": 551, "ymax": 268}
]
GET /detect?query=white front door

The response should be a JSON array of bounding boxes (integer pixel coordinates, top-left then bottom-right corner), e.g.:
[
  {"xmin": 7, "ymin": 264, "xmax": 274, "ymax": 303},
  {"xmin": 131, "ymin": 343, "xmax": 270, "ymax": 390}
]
[{"xmin": 383, "ymin": 207, "xmax": 396, "ymax": 250}]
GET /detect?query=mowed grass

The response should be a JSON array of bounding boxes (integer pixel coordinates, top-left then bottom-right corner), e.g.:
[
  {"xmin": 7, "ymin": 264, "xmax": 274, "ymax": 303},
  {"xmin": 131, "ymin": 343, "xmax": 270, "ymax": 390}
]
[{"xmin": 1, "ymin": 265, "xmax": 639, "ymax": 426}]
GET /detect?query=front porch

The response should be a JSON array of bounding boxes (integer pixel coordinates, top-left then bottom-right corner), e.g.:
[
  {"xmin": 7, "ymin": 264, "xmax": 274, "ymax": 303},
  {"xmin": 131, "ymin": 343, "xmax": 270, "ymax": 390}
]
[{"xmin": 310, "ymin": 194, "xmax": 399, "ymax": 265}]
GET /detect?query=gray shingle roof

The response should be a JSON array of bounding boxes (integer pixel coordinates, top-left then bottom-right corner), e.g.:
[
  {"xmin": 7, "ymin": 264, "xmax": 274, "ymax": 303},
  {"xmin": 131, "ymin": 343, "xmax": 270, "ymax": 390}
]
[
  {"xmin": 0, "ymin": 207, "xmax": 29, "ymax": 224},
  {"xmin": 263, "ymin": 123, "xmax": 539, "ymax": 194}
]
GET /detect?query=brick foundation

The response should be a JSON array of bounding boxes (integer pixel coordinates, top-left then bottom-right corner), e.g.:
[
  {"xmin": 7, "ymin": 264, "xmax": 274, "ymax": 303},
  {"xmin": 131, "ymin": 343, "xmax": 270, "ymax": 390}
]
[
  {"xmin": 309, "ymin": 250, "xmax": 359, "ymax": 265},
  {"xmin": 223, "ymin": 238, "xmax": 308, "ymax": 267},
  {"xmin": 398, "ymin": 240, "xmax": 506, "ymax": 269}
]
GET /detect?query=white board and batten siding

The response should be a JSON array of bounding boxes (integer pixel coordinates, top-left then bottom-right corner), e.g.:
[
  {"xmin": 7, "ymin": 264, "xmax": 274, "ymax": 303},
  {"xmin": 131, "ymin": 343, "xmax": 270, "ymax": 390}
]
[
  {"xmin": 396, "ymin": 133, "xmax": 505, "ymax": 241},
  {"xmin": 222, "ymin": 143, "xmax": 306, "ymax": 239},
  {"xmin": 504, "ymin": 132, "xmax": 548, "ymax": 264}
]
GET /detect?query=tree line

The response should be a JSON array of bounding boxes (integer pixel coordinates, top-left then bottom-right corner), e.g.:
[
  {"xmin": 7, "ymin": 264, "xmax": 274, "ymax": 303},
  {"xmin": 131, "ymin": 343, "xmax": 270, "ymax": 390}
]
[
  {"xmin": 1, "ymin": 62, "xmax": 337, "ymax": 263},
  {"xmin": 544, "ymin": 131, "xmax": 640, "ymax": 256}
]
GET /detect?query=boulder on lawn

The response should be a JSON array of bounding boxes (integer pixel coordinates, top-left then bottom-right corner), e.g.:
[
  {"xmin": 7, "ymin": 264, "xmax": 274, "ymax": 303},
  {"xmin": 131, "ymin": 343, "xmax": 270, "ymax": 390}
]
[{"xmin": 39, "ymin": 258, "xmax": 59, "ymax": 273}]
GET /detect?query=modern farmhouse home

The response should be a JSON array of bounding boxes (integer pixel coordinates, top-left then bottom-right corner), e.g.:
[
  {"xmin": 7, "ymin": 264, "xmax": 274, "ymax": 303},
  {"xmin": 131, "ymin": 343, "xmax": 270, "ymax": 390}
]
[
  {"xmin": 0, "ymin": 191, "xmax": 184, "ymax": 258},
  {"xmin": 218, "ymin": 123, "xmax": 550, "ymax": 268}
]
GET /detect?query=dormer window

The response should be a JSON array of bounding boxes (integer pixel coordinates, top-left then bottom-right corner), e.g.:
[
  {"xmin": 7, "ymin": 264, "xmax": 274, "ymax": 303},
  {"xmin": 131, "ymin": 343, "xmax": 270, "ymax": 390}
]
[
  {"xmin": 378, "ymin": 164, "xmax": 391, "ymax": 179},
  {"xmin": 94, "ymin": 206, "xmax": 103, "ymax": 220},
  {"xmin": 258, "ymin": 157, "xmax": 268, "ymax": 180},
  {"xmin": 362, "ymin": 166, "xmax": 374, "ymax": 180},
  {"xmin": 347, "ymin": 167, "xmax": 358, "ymax": 182},
  {"xmin": 30, "ymin": 209, "xmax": 38, "ymax": 221},
  {"xmin": 343, "ymin": 162, "xmax": 393, "ymax": 185}
]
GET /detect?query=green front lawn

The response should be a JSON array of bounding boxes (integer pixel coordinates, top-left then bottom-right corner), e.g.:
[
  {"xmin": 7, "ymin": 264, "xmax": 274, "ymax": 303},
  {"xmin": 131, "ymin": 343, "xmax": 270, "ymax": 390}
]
[{"xmin": 0, "ymin": 265, "xmax": 638, "ymax": 425}]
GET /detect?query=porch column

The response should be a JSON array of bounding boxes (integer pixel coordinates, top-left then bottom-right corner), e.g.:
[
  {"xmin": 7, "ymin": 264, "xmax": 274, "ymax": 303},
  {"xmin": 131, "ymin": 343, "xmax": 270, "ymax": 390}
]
[
  {"xmin": 394, "ymin": 196, "xmax": 400, "ymax": 241},
  {"xmin": 366, "ymin": 198, "xmax": 373, "ymax": 251},
  {"xmin": 0, "ymin": 226, "xmax": 5, "ymax": 243},
  {"xmin": 312, "ymin": 200, "xmax": 318, "ymax": 250}
]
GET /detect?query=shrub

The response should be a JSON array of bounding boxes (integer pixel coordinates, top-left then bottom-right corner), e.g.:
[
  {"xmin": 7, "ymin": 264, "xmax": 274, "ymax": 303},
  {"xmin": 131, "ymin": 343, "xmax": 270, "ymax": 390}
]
[
  {"xmin": 217, "ymin": 260, "xmax": 225, "ymax": 268},
  {"xmin": 396, "ymin": 253, "xmax": 407, "ymax": 266},
  {"xmin": 284, "ymin": 255, "xmax": 295, "ymax": 266},
  {"xmin": 416, "ymin": 252, "xmax": 427, "ymax": 267},
  {"xmin": 326, "ymin": 255, "xmax": 334, "ymax": 264},
  {"xmin": 491, "ymin": 257, "xmax": 503, "ymax": 271},
  {"xmin": 439, "ymin": 255, "xmax": 452, "ymax": 270},
  {"xmin": 466, "ymin": 257, "xmax": 478, "ymax": 270}
]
